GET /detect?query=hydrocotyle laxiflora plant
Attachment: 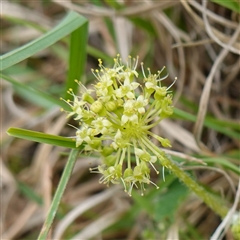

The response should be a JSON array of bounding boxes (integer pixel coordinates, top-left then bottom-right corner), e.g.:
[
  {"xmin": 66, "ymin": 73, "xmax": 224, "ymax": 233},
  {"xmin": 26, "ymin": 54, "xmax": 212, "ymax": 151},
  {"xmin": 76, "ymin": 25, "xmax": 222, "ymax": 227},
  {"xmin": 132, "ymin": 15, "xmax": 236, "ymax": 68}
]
[{"xmin": 61, "ymin": 55, "xmax": 228, "ymax": 217}]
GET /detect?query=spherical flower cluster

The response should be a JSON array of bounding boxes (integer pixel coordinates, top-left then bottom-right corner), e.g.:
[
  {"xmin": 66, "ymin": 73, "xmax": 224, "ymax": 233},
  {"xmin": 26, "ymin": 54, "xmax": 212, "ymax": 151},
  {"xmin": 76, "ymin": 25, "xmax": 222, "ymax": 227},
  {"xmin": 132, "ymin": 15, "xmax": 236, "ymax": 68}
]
[{"xmin": 61, "ymin": 55, "xmax": 175, "ymax": 196}]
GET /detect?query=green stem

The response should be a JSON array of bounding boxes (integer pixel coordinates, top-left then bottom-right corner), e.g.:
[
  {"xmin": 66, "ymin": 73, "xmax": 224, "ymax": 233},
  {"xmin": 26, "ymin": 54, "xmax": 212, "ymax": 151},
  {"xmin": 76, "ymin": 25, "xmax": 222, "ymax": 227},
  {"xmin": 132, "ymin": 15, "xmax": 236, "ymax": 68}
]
[
  {"xmin": 162, "ymin": 156, "xmax": 228, "ymax": 217},
  {"xmin": 142, "ymin": 136, "xmax": 229, "ymax": 218},
  {"xmin": 37, "ymin": 149, "xmax": 80, "ymax": 240}
]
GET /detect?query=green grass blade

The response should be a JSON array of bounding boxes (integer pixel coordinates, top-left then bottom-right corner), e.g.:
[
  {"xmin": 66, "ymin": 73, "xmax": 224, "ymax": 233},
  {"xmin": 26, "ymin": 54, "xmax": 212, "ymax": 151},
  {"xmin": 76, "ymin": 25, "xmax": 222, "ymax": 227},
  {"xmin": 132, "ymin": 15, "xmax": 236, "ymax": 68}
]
[
  {"xmin": 65, "ymin": 21, "xmax": 88, "ymax": 98},
  {"xmin": 210, "ymin": 0, "xmax": 240, "ymax": 13},
  {"xmin": 173, "ymin": 108, "xmax": 240, "ymax": 140},
  {"xmin": 1, "ymin": 73, "xmax": 65, "ymax": 109},
  {"xmin": 179, "ymin": 97, "xmax": 240, "ymax": 130},
  {"xmin": 0, "ymin": 11, "xmax": 87, "ymax": 71},
  {"xmin": 204, "ymin": 120, "xmax": 240, "ymax": 140},
  {"xmin": 7, "ymin": 128, "xmax": 79, "ymax": 149},
  {"xmin": 37, "ymin": 148, "xmax": 80, "ymax": 240},
  {"xmin": 129, "ymin": 17, "xmax": 156, "ymax": 36},
  {"xmin": 87, "ymin": 45, "xmax": 113, "ymax": 63},
  {"xmin": 4, "ymin": 16, "xmax": 69, "ymax": 61},
  {"xmin": 203, "ymin": 157, "xmax": 240, "ymax": 175},
  {"xmin": 17, "ymin": 181, "xmax": 43, "ymax": 205}
]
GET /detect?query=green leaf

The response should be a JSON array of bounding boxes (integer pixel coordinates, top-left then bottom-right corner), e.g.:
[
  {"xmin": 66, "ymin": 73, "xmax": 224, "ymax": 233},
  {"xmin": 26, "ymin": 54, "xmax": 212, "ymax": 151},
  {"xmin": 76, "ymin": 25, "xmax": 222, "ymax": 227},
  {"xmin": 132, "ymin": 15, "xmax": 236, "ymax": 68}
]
[
  {"xmin": 173, "ymin": 108, "xmax": 240, "ymax": 140},
  {"xmin": 105, "ymin": 0, "xmax": 124, "ymax": 10},
  {"xmin": 37, "ymin": 149, "xmax": 80, "ymax": 240},
  {"xmin": 203, "ymin": 157, "xmax": 240, "ymax": 175},
  {"xmin": 0, "ymin": 11, "xmax": 88, "ymax": 70},
  {"xmin": 87, "ymin": 45, "xmax": 113, "ymax": 63},
  {"xmin": 154, "ymin": 179, "xmax": 189, "ymax": 223},
  {"xmin": 131, "ymin": 174, "xmax": 177, "ymax": 216},
  {"xmin": 210, "ymin": 0, "xmax": 240, "ymax": 13},
  {"xmin": 17, "ymin": 181, "xmax": 43, "ymax": 205},
  {"xmin": 7, "ymin": 127, "xmax": 80, "ymax": 149},
  {"xmin": 129, "ymin": 17, "xmax": 156, "ymax": 36},
  {"xmin": 65, "ymin": 21, "xmax": 88, "ymax": 98},
  {"xmin": 1, "ymin": 73, "xmax": 64, "ymax": 109}
]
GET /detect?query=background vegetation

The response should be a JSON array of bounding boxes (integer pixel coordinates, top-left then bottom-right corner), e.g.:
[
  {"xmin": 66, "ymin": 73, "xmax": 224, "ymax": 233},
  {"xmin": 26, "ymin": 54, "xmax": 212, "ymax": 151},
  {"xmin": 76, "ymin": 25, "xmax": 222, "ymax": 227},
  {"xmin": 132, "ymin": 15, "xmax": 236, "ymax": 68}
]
[{"xmin": 1, "ymin": 0, "xmax": 239, "ymax": 239}]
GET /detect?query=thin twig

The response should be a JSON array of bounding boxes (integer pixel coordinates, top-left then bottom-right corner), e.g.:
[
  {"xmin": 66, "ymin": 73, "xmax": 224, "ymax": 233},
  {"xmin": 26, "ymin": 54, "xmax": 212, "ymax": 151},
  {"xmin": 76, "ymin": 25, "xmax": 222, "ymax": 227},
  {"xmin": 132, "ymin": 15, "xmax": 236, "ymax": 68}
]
[
  {"xmin": 194, "ymin": 24, "xmax": 240, "ymax": 149},
  {"xmin": 172, "ymin": 38, "xmax": 214, "ymax": 49},
  {"xmin": 189, "ymin": 0, "xmax": 238, "ymax": 29},
  {"xmin": 162, "ymin": 148, "xmax": 206, "ymax": 165},
  {"xmin": 202, "ymin": 0, "xmax": 240, "ymax": 55},
  {"xmin": 53, "ymin": 187, "xmax": 120, "ymax": 239},
  {"xmin": 52, "ymin": 1, "xmax": 178, "ymax": 17},
  {"xmin": 182, "ymin": 166, "xmax": 236, "ymax": 194}
]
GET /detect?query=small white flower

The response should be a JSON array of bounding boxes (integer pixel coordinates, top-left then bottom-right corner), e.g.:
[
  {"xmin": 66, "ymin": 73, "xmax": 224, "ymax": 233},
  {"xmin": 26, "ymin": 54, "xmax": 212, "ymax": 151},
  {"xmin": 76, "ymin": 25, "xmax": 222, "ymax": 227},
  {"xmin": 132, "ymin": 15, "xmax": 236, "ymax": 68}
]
[
  {"xmin": 121, "ymin": 99, "xmax": 138, "ymax": 125},
  {"xmin": 115, "ymin": 79, "xmax": 139, "ymax": 99},
  {"xmin": 76, "ymin": 125, "xmax": 92, "ymax": 146},
  {"xmin": 111, "ymin": 130, "xmax": 128, "ymax": 149},
  {"xmin": 134, "ymin": 95, "xmax": 148, "ymax": 114},
  {"xmin": 92, "ymin": 117, "xmax": 112, "ymax": 135}
]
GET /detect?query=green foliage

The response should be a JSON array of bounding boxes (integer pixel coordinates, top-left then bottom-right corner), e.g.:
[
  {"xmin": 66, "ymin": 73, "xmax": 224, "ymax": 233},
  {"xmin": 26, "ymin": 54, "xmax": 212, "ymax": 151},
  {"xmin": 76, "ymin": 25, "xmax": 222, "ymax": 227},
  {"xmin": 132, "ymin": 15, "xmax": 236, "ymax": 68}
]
[
  {"xmin": 204, "ymin": 157, "xmax": 240, "ymax": 175},
  {"xmin": 7, "ymin": 128, "xmax": 79, "ymax": 149},
  {"xmin": 131, "ymin": 174, "xmax": 189, "ymax": 238},
  {"xmin": 1, "ymin": 73, "xmax": 64, "ymax": 109},
  {"xmin": 210, "ymin": 0, "xmax": 240, "ymax": 13},
  {"xmin": 17, "ymin": 181, "xmax": 43, "ymax": 205},
  {"xmin": 65, "ymin": 23, "xmax": 88, "ymax": 98},
  {"xmin": 1, "ymin": 11, "xmax": 87, "ymax": 71},
  {"xmin": 154, "ymin": 179, "xmax": 189, "ymax": 223},
  {"xmin": 173, "ymin": 108, "xmax": 240, "ymax": 140},
  {"xmin": 129, "ymin": 17, "xmax": 157, "ymax": 36},
  {"xmin": 38, "ymin": 149, "xmax": 80, "ymax": 240}
]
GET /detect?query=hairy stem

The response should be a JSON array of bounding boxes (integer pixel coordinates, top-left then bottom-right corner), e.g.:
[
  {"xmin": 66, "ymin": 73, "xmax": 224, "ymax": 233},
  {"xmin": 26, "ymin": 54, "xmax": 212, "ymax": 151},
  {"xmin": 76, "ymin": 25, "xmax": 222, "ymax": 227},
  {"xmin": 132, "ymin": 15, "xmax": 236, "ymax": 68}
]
[{"xmin": 143, "ymin": 136, "xmax": 229, "ymax": 218}]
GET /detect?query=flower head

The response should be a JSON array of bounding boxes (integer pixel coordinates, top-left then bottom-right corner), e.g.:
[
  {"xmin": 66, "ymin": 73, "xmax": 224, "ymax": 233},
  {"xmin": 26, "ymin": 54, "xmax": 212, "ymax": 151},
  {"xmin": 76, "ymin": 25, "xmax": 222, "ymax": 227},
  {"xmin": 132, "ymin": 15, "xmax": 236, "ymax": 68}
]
[{"xmin": 62, "ymin": 54, "xmax": 175, "ymax": 196}]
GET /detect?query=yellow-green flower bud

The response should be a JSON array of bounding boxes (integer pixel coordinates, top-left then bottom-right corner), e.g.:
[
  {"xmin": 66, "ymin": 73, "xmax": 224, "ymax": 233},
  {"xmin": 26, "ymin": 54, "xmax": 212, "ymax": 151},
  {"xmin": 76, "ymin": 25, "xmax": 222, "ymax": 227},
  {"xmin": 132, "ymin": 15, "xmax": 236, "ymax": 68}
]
[
  {"xmin": 154, "ymin": 87, "xmax": 167, "ymax": 100},
  {"xmin": 82, "ymin": 93, "xmax": 94, "ymax": 104},
  {"xmin": 101, "ymin": 146, "xmax": 114, "ymax": 157},
  {"xmin": 89, "ymin": 139, "xmax": 102, "ymax": 149},
  {"xmin": 161, "ymin": 106, "xmax": 174, "ymax": 118},
  {"xmin": 123, "ymin": 168, "xmax": 133, "ymax": 178},
  {"xmin": 105, "ymin": 101, "xmax": 117, "ymax": 112},
  {"xmin": 90, "ymin": 101, "xmax": 103, "ymax": 113},
  {"xmin": 104, "ymin": 155, "xmax": 115, "ymax": 166},
  {"xmin": 161, "ymin": 138, "xmax": 172, "ymax": 147},
  {"xmin": 116, "ymin": 99, "xmax": 124, "ymax": 107}
]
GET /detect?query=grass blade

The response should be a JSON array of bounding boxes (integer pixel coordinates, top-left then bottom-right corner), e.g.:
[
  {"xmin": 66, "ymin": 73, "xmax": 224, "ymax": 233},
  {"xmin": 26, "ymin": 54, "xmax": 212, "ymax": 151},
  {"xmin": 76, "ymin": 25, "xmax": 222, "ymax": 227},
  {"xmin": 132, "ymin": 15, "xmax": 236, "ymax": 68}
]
[
  {"xmin": 7, "ymin": 127, "xmax": 78, "ymax": 149},
  {"xmin": 1, "ymin": 73, "xmax": 64, "ymax": 109},
  {"xmin": 210, "ymin": 0, "xmax": 240, "ymax": 13},
  {"xmin": 37, "ymin": 148, "xmax": 80, "ymax": 240},
  {"xmin": 173, "ymin": 108, "xmax": 240, "ymax": 140},
  {"xmin": 1, "ymin": 11, "xmax": 87, "ymax": 71},
  {"xmin": 65, "ymin": 21, "xmax": 88, "ymax": 98}
]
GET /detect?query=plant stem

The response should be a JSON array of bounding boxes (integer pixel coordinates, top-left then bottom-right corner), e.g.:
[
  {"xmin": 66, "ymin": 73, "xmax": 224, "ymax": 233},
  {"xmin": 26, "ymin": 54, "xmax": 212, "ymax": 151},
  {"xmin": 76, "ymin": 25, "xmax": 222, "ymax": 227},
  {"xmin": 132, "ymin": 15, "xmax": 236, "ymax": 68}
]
[
  {"xmin": 37, "ymin": 149, "xmax": 79, "ymax": 240},
  {"xmin": 144, "ymin": 137, "xmax": 229, "ymax": 218},
  {"xmin": 162, "ymin": 156, "xmax": 228, "ymax": 217}
]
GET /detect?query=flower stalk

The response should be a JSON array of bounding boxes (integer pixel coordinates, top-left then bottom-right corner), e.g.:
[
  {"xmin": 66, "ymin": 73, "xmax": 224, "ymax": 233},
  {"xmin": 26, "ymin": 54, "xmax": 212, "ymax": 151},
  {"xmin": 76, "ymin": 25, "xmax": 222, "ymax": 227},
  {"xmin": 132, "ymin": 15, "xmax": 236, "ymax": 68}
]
[{"xmin": 143, "ymin": 136, "xmax": 229, "ymax": 218}]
